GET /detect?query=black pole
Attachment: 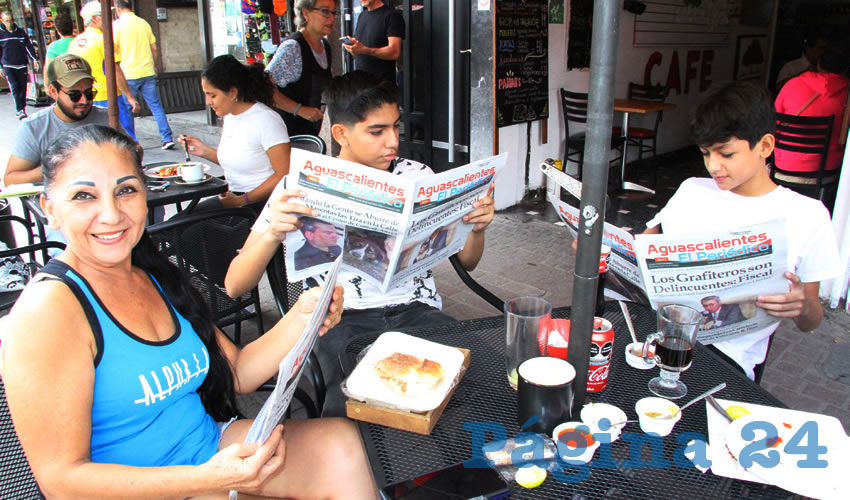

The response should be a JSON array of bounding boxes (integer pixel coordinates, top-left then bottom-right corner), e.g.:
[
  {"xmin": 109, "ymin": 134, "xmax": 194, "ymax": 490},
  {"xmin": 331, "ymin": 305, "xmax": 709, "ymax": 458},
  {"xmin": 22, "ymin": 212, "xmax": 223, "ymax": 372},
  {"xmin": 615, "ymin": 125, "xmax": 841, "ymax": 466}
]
[{"xmin": 566, "ymin": 0, "xmax": 620, "ymax": 417}]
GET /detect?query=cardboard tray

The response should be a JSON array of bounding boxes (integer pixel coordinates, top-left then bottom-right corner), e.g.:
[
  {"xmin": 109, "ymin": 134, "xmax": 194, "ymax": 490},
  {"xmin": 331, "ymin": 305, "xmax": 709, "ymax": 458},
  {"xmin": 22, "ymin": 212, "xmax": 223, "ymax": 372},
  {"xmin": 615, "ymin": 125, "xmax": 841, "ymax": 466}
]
[{"xmin": 345, "ymin": 348, "xmax": 470, "ymax": 435}]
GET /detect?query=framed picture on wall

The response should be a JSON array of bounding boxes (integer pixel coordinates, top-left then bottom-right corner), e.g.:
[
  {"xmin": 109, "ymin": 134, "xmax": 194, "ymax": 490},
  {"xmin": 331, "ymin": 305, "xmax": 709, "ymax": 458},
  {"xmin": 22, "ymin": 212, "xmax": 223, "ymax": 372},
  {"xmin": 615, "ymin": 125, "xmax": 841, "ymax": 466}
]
[{"xmin": 734, "ymin": 35, "xmax": 768, "ymax": 81}]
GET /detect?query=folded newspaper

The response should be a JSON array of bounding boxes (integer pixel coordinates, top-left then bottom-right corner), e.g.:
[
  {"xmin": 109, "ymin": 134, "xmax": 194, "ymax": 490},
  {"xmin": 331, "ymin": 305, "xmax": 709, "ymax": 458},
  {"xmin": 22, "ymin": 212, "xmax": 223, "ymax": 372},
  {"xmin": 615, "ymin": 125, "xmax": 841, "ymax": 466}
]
[
  {"xmin": 283, "ymin": 150, "xmax": 507, "ymax": 292},
  {"xmin": 545, "ymin": 172, "xmax": 789, "ymax": 345},
  {"xmin": 228, "ymin": 257, "xmax": 342, "ymax": 499}
]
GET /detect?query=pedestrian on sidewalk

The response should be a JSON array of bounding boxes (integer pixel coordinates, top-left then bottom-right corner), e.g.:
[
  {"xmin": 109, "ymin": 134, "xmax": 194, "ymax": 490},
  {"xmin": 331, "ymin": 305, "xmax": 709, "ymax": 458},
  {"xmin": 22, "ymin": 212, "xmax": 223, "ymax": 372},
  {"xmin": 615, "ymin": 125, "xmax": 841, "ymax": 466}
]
[
  {"xmin": 113, "ymin": 0, "xmax": 174, "ymax": 150},
  {"xmin": 43, "ymin": 8, "xmax": 75, "ymax": 84},
  {"xmin": 68, "ymin": 1, "xmax": 139, "ymax": 140},
  {"xmin": 0, "ymin": 10, "xmax": 38, "ymax": 120}
]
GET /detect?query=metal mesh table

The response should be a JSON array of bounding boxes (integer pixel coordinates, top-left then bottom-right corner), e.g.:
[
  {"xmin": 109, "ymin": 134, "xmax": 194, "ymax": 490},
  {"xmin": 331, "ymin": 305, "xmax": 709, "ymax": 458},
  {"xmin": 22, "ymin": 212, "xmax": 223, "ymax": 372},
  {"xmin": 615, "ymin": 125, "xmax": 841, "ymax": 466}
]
[{"xmin": 344, "ymin": 302, "xmax": 798, "ymax": 499}]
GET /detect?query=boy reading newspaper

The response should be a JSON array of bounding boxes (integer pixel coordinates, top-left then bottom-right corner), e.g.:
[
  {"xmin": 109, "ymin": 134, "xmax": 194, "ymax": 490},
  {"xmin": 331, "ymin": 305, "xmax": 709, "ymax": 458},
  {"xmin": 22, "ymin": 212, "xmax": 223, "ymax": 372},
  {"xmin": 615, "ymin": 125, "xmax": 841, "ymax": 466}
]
[
  {"xmin": 226, "ymin": 71, "xmax": 496, "ymax": 415},
  {"xmin": 644, "ymin": 81, "xmax": 840, "ymax": 381}
]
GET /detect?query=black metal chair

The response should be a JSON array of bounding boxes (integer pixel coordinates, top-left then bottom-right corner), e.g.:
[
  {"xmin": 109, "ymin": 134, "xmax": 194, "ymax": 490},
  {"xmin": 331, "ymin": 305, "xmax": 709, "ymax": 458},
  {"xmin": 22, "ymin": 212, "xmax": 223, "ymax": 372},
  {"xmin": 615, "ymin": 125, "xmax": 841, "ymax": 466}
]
[
  {"xmin": 147, "ymin": 207, "xmax": 263, "ymax": 344},
  {"xmin": 289, "ymin": 134, "xmax": 327, "ymax": 155},
  {"xmin": 624, "ymin": 82, "xmax": 669, "ymax": 162},
  {"xmin": 770, "ymin": 112, "xmax": 837, "ymax": 207},
  {"xmin": 1, "ymin": 214, "xmax": 66, "ymax": 314},
  {"xmin": 560, "ymin": 89, "xmax": 625, "ymax": 180},
  {"xmin": 0, "ymin": 377, "xmax": 43, "ymax": 497}
]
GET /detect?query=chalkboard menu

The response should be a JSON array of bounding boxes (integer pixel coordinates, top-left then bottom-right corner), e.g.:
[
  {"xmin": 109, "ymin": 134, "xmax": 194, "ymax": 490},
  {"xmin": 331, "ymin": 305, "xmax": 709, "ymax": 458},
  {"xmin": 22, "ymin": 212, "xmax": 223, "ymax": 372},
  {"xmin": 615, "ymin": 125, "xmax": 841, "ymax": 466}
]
[
  {"xmin": 568, "ymin": 0, "xmax": 593, "ymax": 69},
  {"xmin": 495, "ymin": 0, "xmax": 549, "ymax": 127}
]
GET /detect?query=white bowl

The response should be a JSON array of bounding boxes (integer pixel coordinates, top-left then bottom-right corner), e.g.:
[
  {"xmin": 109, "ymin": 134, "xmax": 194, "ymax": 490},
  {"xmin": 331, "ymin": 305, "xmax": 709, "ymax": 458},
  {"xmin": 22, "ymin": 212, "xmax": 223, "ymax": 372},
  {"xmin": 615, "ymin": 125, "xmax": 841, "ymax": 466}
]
[
  {"xmin": 625, "ymin": 342, "xmax": 656, "ymax": 370},
  {"xmin": 552, "ymin": 421, "xmax": 600, "ymax": 463},
  {"xmin": 580, "ymin": 402, "xmax": 628, "ymax": 442},
  {"xmin": 635, "ymin": 397, "xmax": 681, "ymax": 436}
]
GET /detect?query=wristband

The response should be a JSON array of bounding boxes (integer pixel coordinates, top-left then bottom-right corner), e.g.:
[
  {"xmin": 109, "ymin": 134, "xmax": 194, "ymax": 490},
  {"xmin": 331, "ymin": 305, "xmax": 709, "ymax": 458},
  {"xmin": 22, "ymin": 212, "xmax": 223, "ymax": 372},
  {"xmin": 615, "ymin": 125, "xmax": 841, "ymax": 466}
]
[
  {"xmin": 243, "ymin": 192, "xmax": 250, "ymax": 205},
  {"xmin": 293, "ymin": 103, "xmax": 302, "ymax": 116}
]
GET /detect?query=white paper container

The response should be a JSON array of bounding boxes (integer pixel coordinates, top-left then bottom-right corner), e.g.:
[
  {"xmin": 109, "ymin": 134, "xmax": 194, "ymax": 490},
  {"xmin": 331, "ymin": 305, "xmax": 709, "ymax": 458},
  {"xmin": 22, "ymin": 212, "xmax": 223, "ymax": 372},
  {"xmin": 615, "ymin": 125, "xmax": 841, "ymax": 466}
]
[{"xmin": 343, "ymin": 331, "xmax": 465, "ymax": 413}]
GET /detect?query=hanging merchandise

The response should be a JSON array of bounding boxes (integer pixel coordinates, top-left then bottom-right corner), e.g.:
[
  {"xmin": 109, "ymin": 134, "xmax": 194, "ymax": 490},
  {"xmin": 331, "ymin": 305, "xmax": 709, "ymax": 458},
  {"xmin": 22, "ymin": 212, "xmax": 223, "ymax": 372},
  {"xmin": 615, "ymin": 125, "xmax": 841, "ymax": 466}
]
[
  {"xmin": 274, "ymin": 0, "xmax": 287, "ymax": 16},
  {"xmin": 241, "ymin": 0, "xmax": 258, "ymax": 15}
]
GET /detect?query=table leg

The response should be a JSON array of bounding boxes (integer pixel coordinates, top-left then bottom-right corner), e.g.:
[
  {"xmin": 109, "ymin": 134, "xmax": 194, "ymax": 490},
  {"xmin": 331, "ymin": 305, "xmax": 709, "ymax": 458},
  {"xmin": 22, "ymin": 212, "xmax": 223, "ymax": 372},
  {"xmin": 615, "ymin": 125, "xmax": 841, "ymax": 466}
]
[{"xmin": 619, "ymin": 111, "xmax": 655, "ymax": 194}]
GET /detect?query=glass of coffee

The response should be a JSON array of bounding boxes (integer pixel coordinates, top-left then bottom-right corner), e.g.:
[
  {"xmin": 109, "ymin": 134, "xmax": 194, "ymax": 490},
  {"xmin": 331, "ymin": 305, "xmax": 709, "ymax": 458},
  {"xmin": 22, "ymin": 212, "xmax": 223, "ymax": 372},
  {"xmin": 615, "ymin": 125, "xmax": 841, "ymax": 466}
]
[
  {"xmin": 642, "ymin": 304, "xmax": 703, "ymax": 399},
  {"xmin": 517, "ymin": 356, "xmax": 576, "ymax": 435}
]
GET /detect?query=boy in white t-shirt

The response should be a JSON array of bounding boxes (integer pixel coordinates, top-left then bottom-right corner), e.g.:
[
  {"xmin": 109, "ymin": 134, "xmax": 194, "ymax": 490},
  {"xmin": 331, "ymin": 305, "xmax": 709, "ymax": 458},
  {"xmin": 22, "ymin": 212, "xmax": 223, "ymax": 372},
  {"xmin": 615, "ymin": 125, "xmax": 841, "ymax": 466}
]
[
  {"xmin": 645, "ymin": 81, "xmax": 840, "ymax": 382},
  {"xmin": 225, "ymin": 71, "xmax": 496, "ymax": 415}
]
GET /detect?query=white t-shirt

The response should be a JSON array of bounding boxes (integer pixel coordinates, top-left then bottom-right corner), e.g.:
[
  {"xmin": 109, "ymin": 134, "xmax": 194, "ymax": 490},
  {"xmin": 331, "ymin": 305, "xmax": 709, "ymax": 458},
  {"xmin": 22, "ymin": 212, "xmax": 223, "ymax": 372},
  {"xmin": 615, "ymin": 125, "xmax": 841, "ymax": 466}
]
[
  {"xmin": 216, "ymin": 102, "xmax": 289, "ymax": 193},
  {"xmin": 776, "ymin": 55, "xmax": 811, "ymax": 85},
  {"xmin": 253, "ymin": 158, "xmax": 442, "ymax": 310},
  {"xmin": 646, "ymin": 177, "xmax": 840, "ymax": 379}
]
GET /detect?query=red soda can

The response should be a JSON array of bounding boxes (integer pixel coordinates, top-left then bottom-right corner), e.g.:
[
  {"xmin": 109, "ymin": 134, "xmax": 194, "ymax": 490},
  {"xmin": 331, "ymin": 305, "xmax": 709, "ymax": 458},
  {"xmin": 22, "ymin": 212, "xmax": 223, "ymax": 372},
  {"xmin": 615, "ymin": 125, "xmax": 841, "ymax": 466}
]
[{"xmin": 587, "ymin": 317, "xmax": 614, "ymax": 392}]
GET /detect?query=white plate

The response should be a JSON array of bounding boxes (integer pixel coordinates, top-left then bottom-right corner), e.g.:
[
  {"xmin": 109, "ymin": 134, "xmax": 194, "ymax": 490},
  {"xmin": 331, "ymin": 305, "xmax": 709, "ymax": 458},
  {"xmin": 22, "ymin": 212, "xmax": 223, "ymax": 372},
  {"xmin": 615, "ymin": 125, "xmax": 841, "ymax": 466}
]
[
  {"xmin": 714, "ymin": 399, "xmax": 849, "ymax": 499},
  {"xmin": 144, "ymin": 163, "xmax": 209, "ymax": 179},
  {"xmin": 0, "ymin": 183, "xmax": 43, "ymax": 198},
  {"xmin": 580, "ymin": 402, "xmax": 628, "ymax": 442},
  {"xmin": 344, "ymin": 331, "xmax": 465, "ymax": 413},
  {"xmin": 174, "ymin": 174, "xmax": 214, "ymax": 185}
]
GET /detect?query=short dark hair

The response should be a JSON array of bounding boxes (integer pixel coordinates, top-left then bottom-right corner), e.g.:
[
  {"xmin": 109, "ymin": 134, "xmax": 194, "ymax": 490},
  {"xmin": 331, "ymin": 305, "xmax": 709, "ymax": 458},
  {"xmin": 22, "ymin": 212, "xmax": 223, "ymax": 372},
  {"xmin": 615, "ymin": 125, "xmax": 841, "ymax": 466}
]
[
  {"xmin": 202, "ymin": 54, "xmax": 273, "ymax": 107},
  {"xmin": 116, "ymin": 0, "xmax": 132, "ymax": 9},
  {"xmin": 689, "ymin": 81, "xmax": 775, "ymax": 149},
  {"xmin": 324, "ymin": 70, "xmax": 400, "ymax": 127},
  {"xmin": 54, "ymin": 11, "xmax": 74, "ymax": 36},
  {"xmin": 819, "ymin": 45, "xmax": 850, "ymax": 75},
  {"xmin": 300, "ymin": 216, "xmax": 333, "ymax": 235}
]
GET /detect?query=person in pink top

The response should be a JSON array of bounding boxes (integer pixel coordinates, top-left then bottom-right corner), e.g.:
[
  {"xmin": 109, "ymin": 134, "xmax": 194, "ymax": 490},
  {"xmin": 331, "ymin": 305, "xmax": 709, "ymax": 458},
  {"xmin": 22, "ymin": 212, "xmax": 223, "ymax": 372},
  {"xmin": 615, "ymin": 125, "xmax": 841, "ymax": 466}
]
[{"xmin": 774, "ymin": 44, "xmax": 849, "ymax": 174}]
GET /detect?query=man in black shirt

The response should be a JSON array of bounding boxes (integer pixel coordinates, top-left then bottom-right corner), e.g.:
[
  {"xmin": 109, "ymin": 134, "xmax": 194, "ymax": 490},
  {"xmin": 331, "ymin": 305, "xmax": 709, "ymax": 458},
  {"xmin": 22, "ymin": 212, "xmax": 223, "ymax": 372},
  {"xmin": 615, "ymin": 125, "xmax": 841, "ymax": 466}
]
[{"xmin": 344, "ymin": 0, "xmax": 404, "ymax": 83}]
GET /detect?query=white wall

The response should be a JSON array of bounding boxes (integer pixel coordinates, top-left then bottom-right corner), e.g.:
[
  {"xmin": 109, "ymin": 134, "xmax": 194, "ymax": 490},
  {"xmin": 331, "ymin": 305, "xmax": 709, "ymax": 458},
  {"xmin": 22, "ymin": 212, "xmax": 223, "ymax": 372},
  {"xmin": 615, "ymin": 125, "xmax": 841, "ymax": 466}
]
[{"xmin": 494, "ymin": 7, "xmax": 773, "ymax": 210}]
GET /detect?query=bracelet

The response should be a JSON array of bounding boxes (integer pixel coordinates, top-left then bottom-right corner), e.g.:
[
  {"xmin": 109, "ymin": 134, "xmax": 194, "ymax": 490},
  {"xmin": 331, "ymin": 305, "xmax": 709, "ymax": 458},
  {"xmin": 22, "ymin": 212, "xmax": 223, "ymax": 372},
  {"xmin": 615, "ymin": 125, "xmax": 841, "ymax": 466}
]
[
  {"xmin": 293, "ymin": 103, "xmax": 302, "ymax": 116},
  {"xmin": 243, "ymin": 192, "xmax": 250, "ymax": 205}
]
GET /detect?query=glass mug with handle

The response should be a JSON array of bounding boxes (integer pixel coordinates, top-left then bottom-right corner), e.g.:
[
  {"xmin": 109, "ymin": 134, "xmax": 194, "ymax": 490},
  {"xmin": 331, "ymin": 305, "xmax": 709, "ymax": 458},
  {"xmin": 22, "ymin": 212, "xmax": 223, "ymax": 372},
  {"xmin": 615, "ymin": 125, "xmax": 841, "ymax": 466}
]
[{"xmin": 642, "ymin": 304, "xmax": 704, "ymax": 399}]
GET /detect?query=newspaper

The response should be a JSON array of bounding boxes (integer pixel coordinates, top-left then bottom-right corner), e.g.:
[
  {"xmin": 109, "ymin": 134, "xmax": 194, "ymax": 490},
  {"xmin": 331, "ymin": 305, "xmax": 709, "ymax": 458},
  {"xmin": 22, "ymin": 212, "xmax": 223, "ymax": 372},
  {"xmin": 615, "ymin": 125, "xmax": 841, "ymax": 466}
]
[
  {"xmin": 634, "ymin": 219, "xmax": 788, "ymax": 344},
  {"xmin": 541, "ymin": 167, "xmax": 790, "ymax": 344},
  {"xmin": 283, "ymin": 150, "xmax": 507, "ymax": 292}
]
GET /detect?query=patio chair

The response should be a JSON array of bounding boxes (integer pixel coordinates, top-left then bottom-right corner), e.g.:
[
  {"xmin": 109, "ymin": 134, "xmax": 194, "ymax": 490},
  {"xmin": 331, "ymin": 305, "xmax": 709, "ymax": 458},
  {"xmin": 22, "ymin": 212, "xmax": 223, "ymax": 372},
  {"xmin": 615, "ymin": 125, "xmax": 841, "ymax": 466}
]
[
  {"xmin": 560, "ymin": 89, "xmax": 625, "ymax": 180},
  {"xmin": 770, "ymin": 112, "xmax": 837, "ymax": 208},
  {"xmin": 289, "ymin": 134, "xmax": 327, "ymax": 155},
  {"xmin": 148, "ymin": 207, "xmax": 263, "ymax": 344},
  {"xmin": 0, "ymin": 377, "xmax": 43, "ymax": 498},
  {"xmin": 622, "ymin": 83, "xmax": 669, "ymax": 162},
  {"xmin": 1, "ymin": 214, "xmax": 66, "ymax": 314}
]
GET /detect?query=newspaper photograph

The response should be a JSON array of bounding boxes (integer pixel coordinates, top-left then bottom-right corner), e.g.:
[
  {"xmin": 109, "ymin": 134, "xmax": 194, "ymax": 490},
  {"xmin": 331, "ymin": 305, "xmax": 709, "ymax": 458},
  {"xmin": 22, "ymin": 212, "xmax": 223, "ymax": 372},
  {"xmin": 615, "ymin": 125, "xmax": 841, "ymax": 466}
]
[
  {"xmin": 284, "ymin": 149, "xmax": 507, "ymax": 292},
  {"xmin": 548, "ymin": 195, "xmax": 650, "ymax": 305},
  {"xmin": 634, "ymin": 219, "xmax": 788, "ymax": 344}
]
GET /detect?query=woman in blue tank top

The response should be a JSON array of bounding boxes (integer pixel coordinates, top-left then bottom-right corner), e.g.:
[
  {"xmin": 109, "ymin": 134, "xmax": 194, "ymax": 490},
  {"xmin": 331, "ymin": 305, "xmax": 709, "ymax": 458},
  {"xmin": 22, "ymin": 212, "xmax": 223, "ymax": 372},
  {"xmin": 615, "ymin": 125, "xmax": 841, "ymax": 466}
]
[{"xmin": 2, "ymin": 125, "xmax": 377, "ymax": 498}]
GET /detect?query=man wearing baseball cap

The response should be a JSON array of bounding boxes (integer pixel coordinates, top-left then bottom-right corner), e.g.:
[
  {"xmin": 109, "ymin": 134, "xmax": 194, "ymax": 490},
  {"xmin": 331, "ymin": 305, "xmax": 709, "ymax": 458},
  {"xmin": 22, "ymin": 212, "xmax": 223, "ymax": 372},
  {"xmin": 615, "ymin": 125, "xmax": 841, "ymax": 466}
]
[
  {"xmin": 67, "ymin": 1, "xmax": 139, "ymax": 140},
  {"xmin": 4, "ymin": 53, "xmax": 132, "ymax": 186}
]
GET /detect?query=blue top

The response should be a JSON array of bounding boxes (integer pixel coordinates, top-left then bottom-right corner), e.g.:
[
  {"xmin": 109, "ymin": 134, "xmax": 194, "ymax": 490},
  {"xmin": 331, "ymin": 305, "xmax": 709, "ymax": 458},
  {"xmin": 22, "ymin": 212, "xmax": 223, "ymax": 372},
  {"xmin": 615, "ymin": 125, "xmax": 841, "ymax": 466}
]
[{"xmin": 41, "ymin": 260, "xmax": 220, "ymax": 466}]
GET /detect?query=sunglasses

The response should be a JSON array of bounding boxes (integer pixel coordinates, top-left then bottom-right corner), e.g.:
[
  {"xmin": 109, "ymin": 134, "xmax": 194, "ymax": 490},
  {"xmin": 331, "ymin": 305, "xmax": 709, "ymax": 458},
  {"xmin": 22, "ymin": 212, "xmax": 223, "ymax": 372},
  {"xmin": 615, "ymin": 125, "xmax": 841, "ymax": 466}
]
[
  {"xmin": 61, "ymin": 88, "xmax": 95, "ymax": 103},
  {"xmin": 310, "ymin": 7, "xmax": 339, "ymax": 17}
]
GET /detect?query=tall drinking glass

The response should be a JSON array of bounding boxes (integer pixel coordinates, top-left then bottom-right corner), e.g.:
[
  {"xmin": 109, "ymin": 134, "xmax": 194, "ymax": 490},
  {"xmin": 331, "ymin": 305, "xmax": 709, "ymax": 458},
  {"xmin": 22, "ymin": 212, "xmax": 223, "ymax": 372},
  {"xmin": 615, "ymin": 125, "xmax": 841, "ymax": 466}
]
[
  {"xmin": 505, "ymin": 297, "xmax": 552, "ymax": 389},
  {"xmin": 642, "ymin": 304, "xmax": 703, "ymax": 399}
]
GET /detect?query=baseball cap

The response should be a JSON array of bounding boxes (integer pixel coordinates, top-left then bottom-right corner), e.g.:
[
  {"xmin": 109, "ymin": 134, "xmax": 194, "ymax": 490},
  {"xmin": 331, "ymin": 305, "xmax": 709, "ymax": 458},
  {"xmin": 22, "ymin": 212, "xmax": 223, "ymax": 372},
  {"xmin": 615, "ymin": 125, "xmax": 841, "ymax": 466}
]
[
  {"xmin": 46, "ymin": 54, "xmax": 94, "ymax": 88},
  {"xmin": 80, "ymin": 2, "xmax": 102, "ymax": 23}
]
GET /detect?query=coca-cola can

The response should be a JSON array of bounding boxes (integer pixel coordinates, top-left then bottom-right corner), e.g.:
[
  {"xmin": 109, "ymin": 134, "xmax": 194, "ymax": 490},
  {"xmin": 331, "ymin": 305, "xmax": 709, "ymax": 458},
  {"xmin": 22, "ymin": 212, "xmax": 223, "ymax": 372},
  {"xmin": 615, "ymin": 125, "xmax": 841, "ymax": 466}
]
[{"xmin": 587, "ymin": 317, "xmax": 614, "ymax": 392}]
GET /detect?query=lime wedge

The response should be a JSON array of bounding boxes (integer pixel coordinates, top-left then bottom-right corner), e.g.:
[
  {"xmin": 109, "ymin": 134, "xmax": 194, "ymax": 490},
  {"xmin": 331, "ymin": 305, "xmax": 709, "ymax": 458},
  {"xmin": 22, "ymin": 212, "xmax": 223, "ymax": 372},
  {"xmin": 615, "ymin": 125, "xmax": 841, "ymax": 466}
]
[
  {"xmin": 515, "ymin": 465, "xmax": 547, "ymax": 488},
  {"xmin": 726, "ymin": 405, "xmax": 750, "ymax": 420}
]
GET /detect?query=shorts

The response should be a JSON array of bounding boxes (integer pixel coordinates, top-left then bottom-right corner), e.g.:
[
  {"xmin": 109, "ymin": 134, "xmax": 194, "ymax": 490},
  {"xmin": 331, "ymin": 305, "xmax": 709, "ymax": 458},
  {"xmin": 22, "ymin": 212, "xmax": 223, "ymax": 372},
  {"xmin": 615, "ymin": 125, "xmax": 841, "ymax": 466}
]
[{"xmin": 217, "ymin": 416, "xmax": 239, "ymax": 441}]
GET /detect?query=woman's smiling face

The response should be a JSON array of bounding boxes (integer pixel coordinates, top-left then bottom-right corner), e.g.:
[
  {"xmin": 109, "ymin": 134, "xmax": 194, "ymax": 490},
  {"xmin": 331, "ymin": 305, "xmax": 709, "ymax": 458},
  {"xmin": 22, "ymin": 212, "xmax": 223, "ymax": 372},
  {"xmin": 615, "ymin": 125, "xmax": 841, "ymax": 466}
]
[{"xmin": 43, "ymin": 141, "xmax": 147, "ymax": 269}]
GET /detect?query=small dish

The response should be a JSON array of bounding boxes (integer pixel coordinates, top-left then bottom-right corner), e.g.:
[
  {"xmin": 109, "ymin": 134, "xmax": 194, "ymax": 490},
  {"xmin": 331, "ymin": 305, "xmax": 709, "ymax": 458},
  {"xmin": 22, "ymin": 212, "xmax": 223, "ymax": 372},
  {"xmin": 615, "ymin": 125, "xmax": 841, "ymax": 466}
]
[
  {"xmin": 174, "ymin": 173, "xmax": 214, "ymax": 185},
  {"xmin": 580, "ymin": 402, "xmax": 627, "ymax": 442},
  {"xmin": 625, "ymin": 342, "xmax": 655, "ymax": 370},
  {"xmin": 552, "ymin": 421, "xmax": 599, "ymax": 463},
  {"xmin": 635, "ymin": 397, "xmax": 681, "ymax": 436}
]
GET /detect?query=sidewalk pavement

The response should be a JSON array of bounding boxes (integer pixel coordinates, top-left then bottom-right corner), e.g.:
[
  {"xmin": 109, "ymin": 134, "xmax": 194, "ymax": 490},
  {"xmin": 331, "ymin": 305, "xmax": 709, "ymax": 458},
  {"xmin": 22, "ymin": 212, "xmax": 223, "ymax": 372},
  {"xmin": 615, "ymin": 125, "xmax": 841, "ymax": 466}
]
[{"xmin": 2, "ymin": 92, "xmax": 848, "ymax": 430}]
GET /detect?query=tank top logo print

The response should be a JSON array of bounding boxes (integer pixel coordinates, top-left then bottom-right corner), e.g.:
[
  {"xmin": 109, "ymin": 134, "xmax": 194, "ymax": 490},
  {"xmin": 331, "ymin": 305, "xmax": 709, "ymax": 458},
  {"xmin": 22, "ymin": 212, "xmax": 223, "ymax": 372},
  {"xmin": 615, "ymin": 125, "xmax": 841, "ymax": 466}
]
[{"xmin": 134, "ymin": 346, "xmax": 210, "ymax": 406}]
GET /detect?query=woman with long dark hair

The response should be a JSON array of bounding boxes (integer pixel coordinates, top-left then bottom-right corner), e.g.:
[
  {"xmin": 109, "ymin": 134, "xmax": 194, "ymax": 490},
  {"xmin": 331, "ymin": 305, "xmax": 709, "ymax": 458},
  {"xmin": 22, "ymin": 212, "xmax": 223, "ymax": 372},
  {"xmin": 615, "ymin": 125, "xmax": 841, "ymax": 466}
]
[
  {"xmin": 266, "ymin": 0, "xmax": 337, "ymax": 136},
  {"xmin": 2, "ymin": 125, "xmax": 376, "ymax": 498},
  {"xmin": 182, "ymin": 54, "xmax": 291, "ymax": 211}
]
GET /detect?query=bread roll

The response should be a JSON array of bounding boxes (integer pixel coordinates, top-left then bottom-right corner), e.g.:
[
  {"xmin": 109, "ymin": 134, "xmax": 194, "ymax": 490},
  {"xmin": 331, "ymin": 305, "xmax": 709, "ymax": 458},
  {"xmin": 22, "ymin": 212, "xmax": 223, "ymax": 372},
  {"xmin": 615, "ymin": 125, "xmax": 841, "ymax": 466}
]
[{"xmin": 373, "ymin": 352, "xmax": 445, "ymax": 396}]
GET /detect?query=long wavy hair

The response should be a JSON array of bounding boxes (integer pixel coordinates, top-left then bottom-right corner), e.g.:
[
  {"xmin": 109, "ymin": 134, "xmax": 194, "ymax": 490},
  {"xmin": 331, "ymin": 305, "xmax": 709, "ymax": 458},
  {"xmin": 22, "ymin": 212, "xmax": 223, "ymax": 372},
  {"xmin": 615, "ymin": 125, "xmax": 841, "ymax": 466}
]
[{"xmin": 42, "ymin": 125, "xmax": 241, "ymax": 421}]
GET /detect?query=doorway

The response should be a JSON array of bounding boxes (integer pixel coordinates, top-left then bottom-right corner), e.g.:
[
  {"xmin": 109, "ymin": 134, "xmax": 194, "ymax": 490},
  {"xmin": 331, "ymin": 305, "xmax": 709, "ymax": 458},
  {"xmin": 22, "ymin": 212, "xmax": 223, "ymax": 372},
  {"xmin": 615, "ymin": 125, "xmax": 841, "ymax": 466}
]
[{"xmin": 398, "ymin": 0, "xmax": 470, "ymax": 172}]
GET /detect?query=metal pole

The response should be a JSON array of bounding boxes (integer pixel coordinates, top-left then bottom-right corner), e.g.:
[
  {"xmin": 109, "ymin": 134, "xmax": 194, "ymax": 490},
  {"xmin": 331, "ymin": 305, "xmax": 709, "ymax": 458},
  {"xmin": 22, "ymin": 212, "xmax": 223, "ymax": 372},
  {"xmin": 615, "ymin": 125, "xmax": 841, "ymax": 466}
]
[
  {"xmin": 566, "ymin": 0, "xmax": 620, "ymax": 417},
  {"xmin": 101, "ymin": 0, "xmax": 120, "ymax": 130}
]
